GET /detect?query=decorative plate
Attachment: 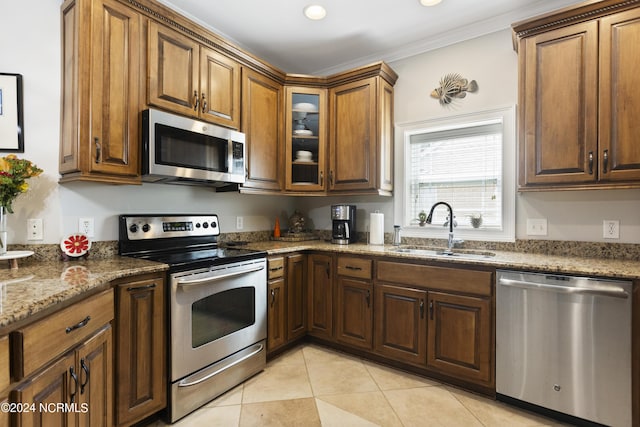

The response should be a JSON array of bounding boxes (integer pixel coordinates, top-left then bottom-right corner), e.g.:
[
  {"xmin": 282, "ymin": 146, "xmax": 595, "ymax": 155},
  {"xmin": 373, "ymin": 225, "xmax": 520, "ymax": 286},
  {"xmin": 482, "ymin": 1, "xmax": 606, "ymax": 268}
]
[{"xmin": 60, "ymin": 233, "xmax": 92, "ymax": 258}]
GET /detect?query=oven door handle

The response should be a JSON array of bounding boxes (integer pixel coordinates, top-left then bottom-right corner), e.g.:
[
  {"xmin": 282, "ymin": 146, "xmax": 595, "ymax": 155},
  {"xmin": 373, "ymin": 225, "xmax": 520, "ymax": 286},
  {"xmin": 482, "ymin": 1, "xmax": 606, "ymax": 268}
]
[
  {"xmin": 177, "ymin": 343, "xmax": 264, "ymax": 388},
  {"xmin": 177, "ymin": 264, "xmax": 265, "ymax": 287}
]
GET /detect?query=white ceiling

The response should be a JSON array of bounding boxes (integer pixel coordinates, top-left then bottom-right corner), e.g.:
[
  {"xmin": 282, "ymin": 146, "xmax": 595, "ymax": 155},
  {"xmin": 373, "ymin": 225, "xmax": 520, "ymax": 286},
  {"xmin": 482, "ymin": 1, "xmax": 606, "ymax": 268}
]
[{"xmin": 158, "ymin": 0, "xmax": 584, "ymax": 75}]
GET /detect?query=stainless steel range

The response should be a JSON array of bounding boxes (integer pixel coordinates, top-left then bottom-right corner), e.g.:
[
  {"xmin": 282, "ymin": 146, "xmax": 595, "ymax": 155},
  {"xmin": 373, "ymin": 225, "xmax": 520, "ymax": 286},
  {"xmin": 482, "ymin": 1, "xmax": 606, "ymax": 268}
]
[{"xmin": 118, "ymin": 214, "xmax": 267, "ymax": 423}]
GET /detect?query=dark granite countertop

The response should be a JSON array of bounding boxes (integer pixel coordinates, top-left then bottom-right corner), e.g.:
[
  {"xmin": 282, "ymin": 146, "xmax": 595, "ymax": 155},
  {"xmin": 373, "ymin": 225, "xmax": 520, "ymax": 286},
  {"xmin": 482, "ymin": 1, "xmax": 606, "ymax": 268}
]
[{"xmin": 0, "ymin": 256, "xmax": 168, "ymax": 332}]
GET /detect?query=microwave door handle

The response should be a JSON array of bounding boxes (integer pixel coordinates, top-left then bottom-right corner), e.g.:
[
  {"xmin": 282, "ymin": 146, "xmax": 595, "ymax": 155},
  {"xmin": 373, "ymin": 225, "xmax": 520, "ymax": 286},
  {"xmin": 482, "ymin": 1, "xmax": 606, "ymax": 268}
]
[{"xmin": 177, "ymin": 265, "xmax": 264, "ymax": 287}]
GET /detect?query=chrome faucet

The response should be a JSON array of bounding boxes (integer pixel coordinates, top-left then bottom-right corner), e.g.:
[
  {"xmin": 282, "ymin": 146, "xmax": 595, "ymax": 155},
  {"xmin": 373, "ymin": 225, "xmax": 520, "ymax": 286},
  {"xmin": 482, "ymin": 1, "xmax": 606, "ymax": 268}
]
[{"xmin": 426, "ymin": 201, "xmax": 456, "ymax": 253}]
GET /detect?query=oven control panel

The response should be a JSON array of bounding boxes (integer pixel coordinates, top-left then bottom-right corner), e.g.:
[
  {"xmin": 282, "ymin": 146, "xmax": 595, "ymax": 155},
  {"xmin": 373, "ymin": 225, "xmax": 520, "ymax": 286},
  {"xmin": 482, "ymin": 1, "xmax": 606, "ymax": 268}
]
[{"xmin": 122, "ymin": 215, "xmax": 220, "ymax": 240}]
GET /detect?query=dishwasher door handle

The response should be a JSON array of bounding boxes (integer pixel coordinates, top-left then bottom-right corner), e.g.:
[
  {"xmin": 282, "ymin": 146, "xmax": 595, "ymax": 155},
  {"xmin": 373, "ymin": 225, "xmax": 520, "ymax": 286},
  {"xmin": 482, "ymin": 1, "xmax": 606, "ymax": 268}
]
[{"xmin": 498, "ymin": 277, "xmax": 629, "ymax": 299}]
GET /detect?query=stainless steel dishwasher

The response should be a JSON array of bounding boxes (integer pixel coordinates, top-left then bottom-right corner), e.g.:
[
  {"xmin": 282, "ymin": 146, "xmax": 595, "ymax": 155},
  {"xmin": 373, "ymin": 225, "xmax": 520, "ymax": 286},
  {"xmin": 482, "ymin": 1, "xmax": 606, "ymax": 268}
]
[{"xmin": 496, "ymin": 270, "xmax": 632, "ymax": 427}]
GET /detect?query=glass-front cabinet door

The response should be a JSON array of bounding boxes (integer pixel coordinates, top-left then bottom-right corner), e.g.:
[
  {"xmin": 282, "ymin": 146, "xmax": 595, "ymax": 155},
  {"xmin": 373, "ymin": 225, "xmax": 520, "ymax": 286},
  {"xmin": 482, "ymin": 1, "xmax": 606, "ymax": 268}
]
[{"xmin": 285, "ymin": 87, "xmax": 327, "ymax": 192}]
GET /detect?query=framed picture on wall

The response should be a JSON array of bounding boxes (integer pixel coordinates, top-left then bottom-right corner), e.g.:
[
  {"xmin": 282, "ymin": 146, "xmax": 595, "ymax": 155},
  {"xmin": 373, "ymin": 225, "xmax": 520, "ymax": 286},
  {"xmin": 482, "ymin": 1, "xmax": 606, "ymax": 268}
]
[{"xmin": 0, "ymin": 73, "xmax": 24, "ymax": 152}]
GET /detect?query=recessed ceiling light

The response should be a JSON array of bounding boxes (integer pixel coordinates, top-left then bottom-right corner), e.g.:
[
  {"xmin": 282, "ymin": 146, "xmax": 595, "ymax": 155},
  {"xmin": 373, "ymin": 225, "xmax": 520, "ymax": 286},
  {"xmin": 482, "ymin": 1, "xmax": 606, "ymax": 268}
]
[
  {"xmin": 420, "ymin": 0, "xmax": 442, "ymax": 5},
  {"xmin": 304, "ymin": 4, "xmax": 327, "ymax": 20}
]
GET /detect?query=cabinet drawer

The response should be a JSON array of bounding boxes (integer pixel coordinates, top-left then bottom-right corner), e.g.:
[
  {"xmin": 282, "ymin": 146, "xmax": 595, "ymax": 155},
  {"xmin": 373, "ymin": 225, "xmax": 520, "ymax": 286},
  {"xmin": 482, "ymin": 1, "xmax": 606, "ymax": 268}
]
[
  {"xmin": 377, "ymin": 261, "xmax": 492, "ymax": 296},
  {"xmin": 12, "ymin": 289, "xmax": 114, "ymax": 379},
  {"xmin": 0, "ymin": 336, "xmax": 8, "ymax": 392},
  {"xmin": 268, "ymin": 257, "xmax": 285, "ymax": 279},
  {"xmin": 337, "ymin": 257, "xmax": 372, "ymax": 280}
]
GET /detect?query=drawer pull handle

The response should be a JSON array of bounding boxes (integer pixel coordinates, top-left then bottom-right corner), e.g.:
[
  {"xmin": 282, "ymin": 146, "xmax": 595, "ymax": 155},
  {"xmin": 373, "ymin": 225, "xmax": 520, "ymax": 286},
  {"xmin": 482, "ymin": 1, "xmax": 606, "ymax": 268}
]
[
  {"xmin": 80, "ymin": 358, "xmax": 90, "ymax": 394},
  {"xmin": 66, "ymin": 316, "xmax": 91, "ymax": 334},
  {"xmin": 269, "ymin": 266, "xmax": 283, "ymax": 272},
  {"xmin": 602, "ymin": 149, "xmax": 609, "ymax": 174},
  {"xmin": 588, "ymin": 151, "xmax": 593, "ymax": 175},
  {"xmin": 69, "ymin": 367, "xmax": 78, "ymax": 403},
  {"xmin": 419, "ymin": 300, "xmax": 424, "ymax": 319},
  {"xmin": 429, "ymin": 300, "xmax": 434, "ymax": 320},
  {"xmin": 201, "ymin": 93, "xmax": 207, "ymax": 113},
  {"xmin": 127, "ymin": 283, "xmax": 157, "ymax": 292},
  {"xmin": 270, "ymin": 289, "xmax": 276, "ymax": 307},
  {"xmin": 345, "ymin": 265, "xmax": 362, "ymax": 271},
  {"xmin": 193, "ymin": 90, "xmax": 199, "ymax": 111}
]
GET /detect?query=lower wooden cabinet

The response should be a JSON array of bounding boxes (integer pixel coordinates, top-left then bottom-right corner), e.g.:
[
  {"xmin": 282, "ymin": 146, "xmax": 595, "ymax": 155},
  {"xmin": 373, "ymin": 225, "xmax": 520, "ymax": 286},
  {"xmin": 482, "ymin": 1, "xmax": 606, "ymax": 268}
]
[
  {"xmin": 114, "ymin": 273, "xmax": 166, "ymax": 426},
  {"xmin": 267, "ymin": 254, "xmax": 308, "ymax": 354},
  {"xmin": 427, "ymin": 291, "xmax": 492, "ymax": 386},
  {"xmin": 335, "ymin": 256, "xmax": 373, "ymax": 350},
  {"xmin": 286, "ymin": 254, "xmax": 307, "ymax": 341},
  {"xmin": 12, "ymin": 324, "xmax": 113, "ymax": 427},
  {"xmin": 267, "ymin": 276, "xmax": 287, "ymax": 351},
  {"xmin": 307, "ymin": 254, "xmax": 333, "ymax": 340},
  {"xmin": 374, "ymin": 283, "xmax": 427, "ymax": 365},
  {"xmin": 336, "ymin": 277, "xmax": 373, "ymax": 350}
]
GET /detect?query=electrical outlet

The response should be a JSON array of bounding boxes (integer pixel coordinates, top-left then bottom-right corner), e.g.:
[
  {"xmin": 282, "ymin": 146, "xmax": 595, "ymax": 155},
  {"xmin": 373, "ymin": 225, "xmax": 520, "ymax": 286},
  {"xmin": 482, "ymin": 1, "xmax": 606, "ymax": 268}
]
[
  {"xmin": 603, "ymin": 220, "xmax": 620, "ymax": 239},
  {"xmin": 236, "ymin": 216, "xmax": 244, "ymax": 230},
  {"xmin": 526, "ymin": 218, "xmax": 548, "ymax": 236},
  {"xmin": 78, "ymin": 217, "xmax": 95, "ymax": 238},
  {"xmin": 27, "ymin": 218, "xmax": 43, "ymax": 240}
]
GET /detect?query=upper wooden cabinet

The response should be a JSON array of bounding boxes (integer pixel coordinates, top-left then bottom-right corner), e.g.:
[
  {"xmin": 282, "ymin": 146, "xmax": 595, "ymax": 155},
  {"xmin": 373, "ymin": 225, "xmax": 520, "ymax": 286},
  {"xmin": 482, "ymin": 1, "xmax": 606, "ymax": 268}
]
[
  {"xmin": 514, "ymin": 1, "xmax": 640, "ymax": 190},
  {"xmin": 147, "ymin": 21, "xmax": 241, "ymax": 129},
  {"xmin": 241, "ymin": 68, "xmax": 285, "ymax": 193},
  {"xmin": 285, "ymin": 86, "xmax": 328, "ymax": 193},
  {"xmin": 329, "ymin": 75, "xmax": 394, "ymax": 195},
  {"xmin": 60, "ymin": 0, "xmax": 142, "ymax": 184},
  {"xmin": 282, "ymin": 62, "xmax": 397, "ymax": 195}
]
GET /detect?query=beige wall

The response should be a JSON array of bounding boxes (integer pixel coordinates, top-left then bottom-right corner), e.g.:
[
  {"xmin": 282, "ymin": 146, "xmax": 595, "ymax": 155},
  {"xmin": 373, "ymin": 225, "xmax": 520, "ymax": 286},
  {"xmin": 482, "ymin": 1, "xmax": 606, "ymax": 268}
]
[{"xmin": 2, "ymin": 2, "xmax": 638, "ymax": 244}]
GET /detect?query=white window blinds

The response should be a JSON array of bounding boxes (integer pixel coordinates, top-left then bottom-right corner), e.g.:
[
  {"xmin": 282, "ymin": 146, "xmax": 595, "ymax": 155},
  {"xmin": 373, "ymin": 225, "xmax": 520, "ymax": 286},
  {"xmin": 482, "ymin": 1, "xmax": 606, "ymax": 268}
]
[{"xmin": 407, "ymin": 120, "xmax": 503, "ymax": 230}]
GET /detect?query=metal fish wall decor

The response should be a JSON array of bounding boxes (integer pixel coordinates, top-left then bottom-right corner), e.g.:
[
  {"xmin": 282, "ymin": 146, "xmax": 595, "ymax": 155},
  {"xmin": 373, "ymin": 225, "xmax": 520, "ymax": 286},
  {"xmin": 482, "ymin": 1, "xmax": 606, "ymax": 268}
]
[{"xmin": 430, "ymin": 73, "xmax": 478, "ymax": 106}]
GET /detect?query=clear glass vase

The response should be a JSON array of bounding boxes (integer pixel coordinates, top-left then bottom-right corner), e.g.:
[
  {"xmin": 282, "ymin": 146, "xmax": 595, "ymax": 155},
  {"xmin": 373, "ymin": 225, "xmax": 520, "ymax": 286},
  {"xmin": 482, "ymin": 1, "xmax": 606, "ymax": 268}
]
[{"xmin": 0, "ymin": 206, "xmax": 7, "ymax": 255}]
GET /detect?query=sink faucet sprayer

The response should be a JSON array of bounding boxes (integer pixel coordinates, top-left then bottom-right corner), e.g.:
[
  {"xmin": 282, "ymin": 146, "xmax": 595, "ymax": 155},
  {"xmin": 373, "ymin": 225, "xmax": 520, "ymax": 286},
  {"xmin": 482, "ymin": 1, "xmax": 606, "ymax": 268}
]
[{"xmin": 425, "ymin": 201, "xmax": 461, "ymax": 253}]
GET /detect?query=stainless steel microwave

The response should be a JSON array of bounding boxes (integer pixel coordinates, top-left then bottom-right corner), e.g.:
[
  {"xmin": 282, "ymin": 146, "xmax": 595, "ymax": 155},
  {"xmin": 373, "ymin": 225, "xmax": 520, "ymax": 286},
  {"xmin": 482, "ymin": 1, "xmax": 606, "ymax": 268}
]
[{"xmin": 142, "ymin": 108, "xmax": 246, "ymax": 187}]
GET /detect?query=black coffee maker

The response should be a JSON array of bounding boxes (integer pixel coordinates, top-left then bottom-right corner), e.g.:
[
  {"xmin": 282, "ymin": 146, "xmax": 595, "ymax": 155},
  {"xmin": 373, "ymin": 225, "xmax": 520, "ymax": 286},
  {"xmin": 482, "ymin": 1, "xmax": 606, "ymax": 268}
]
[{"xmin": 331, "ymin": 204, "xmax": 356, "ymax": 244}]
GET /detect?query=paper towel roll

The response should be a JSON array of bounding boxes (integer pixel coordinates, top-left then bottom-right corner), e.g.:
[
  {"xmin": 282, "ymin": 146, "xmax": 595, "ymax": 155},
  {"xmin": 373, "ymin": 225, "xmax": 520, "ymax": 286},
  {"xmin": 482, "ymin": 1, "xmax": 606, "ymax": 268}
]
[{"xmin": 370, "ymin": 212, "xmax": 384, "ymax": 245}]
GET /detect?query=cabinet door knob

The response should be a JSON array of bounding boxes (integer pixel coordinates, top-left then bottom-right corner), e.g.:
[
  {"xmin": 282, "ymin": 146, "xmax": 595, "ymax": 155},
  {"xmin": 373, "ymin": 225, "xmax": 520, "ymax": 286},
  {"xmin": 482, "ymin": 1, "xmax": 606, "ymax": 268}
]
[
  {"xmin": 193, "ymin": 90, "xmax": 199, "ymax": 111},
  {"xmin": 588, "ymin": 151, "xmax": 594, "ymax": 175},
  {"xmin": 329, "ymin": 170, "xmax": 334, "ymax": 185},
  {"xmin": 602, "ymin": 150, "xmax": 609, "ymax": 174},
  {"xmin": 419, "ymin": 299, "xmax": 425, "ymax": 318},
  {"xmin": 201, "ymin": 93, "xmax": 207, "ymax": 114},
  {"xmin": 270, "ymin": 288, "xmax": 276, "ymax": 307},
  {"xmin": 429, "ymin": 300, "xmax": 434, "ymax": 320}
]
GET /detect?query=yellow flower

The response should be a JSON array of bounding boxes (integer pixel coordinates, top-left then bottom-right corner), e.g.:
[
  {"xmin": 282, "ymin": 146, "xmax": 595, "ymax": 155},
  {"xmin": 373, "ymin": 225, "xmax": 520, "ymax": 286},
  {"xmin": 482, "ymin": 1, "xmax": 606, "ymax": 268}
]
[{"xmin": 19, "ymin": 183, "xmax": 29, "ymax": 192}]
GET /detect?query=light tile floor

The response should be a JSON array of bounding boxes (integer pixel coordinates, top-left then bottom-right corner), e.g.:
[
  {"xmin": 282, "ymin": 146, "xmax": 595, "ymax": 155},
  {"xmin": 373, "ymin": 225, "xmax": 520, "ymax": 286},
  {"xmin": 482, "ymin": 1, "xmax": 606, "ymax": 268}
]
[{"xmin": 150, "ymin": 343, "xmax": 570, "ymax": 427}]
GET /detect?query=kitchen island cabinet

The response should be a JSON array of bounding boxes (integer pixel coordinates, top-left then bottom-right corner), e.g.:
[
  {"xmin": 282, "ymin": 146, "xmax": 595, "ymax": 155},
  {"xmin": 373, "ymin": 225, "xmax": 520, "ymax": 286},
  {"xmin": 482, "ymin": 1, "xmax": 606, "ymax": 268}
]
[
  {"xmin": 59, "ymin": 0, "xmax": 142, "ymax": 184},
  {"xmin": 514, "ymin": 1, "xmax": 640, "ymax": 190}
]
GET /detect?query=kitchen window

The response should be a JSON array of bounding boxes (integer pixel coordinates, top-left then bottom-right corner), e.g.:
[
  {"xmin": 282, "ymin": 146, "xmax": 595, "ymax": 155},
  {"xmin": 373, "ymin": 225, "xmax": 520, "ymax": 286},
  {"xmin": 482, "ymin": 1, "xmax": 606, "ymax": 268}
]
[{"xmin": 394, "ymin": 106, "xmax": 516, "ymax": 242}]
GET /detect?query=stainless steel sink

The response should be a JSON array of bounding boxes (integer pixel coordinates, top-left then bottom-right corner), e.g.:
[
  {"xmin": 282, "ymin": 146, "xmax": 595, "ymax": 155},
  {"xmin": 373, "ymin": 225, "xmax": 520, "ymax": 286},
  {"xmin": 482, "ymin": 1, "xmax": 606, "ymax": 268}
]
[{"xmin": 389, "ymin": 247, "xmax": 495, "ymax": 260}]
